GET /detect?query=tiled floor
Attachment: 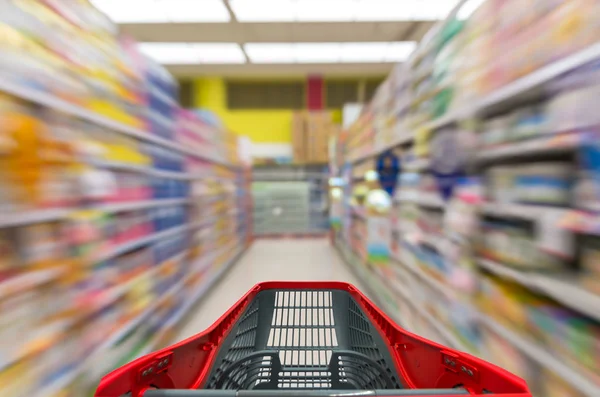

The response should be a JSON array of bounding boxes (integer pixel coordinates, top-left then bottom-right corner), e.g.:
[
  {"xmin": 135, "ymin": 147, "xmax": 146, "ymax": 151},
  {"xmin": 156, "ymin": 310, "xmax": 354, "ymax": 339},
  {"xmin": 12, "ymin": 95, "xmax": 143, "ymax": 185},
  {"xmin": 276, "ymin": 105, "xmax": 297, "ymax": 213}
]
[{"xmin": 176, "ymin": 238, "xmax": 362, "ymax": 340}]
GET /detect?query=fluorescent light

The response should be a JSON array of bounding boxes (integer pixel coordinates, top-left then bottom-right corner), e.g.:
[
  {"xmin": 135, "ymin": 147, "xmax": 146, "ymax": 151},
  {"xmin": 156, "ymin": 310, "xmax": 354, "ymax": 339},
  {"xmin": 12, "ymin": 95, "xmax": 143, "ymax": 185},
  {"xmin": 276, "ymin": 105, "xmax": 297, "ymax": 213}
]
[
  {"xmin": 354, "ymin": 0, "xmax": 412, "ymax": 21},
  {"xmin": 340, "ymin": 43, "xmax": 388, "ymax": 63},
  {"xmin": 94, "ymin": 0, "xmax": 461, "ymax": 24},
  {"xmin": 457, "ymin": 0, "xmax": 488, "ymax": 19},
  {"xmin": 195, "ymin": 44, "xmax": 247, "ymax": 64},
  {"xmin": 295, "ymin": 0, "xmax": 357, "ymax": 22},
  {"xmin": 244, "ymin": 44, "xmax": 296, "ymax": 63},
  {"xmin": 386, "ymin": 41, "xmax": 418, "ymax": 62},
  {"xmin": 230, "ymin": 0, "xmax": 459, "ymax": 22},
  {"xmin": 294, "ymin": 43, "xmax": 341, "ymax": 63},
  {"xmin": 355, "ymin": 0, "xmax": 459, "ymax": 21},
  {"xmin": 138, "ymin": 43, "xmax": 245, "ymax": 64},
  {"xmin": 229, "ymin": 0, "xmax": 295, "ymax": 22},
  {"xmin": 408, "ymin": 0, "xmax": 459, "ymax": 20},
  {"xmin": 165, "ymin": 0, "xmax": 231, "ymax": 22},
  {"xmin": 91, "ymin": 0, "xmax": 165, "ymax": 23},
  {"xmin": 91, "ymin": 0, "xmax": 231, "ymax": 23},
  {"xmin": 138, "ymin": 43, "xmax": 199, "ymax": 64},
  {"xmin": 244, "ymin": 42, "xmax": 416, "ymax": 64}
]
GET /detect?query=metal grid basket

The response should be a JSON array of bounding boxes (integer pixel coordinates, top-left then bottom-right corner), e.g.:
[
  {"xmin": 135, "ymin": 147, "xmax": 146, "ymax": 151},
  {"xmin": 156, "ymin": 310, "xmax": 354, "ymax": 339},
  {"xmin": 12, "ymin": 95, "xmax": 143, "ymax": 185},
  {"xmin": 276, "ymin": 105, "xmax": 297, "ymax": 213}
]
[{"xmin": 204, "ymin": 289, "xmax": 403, "ymax": 390}]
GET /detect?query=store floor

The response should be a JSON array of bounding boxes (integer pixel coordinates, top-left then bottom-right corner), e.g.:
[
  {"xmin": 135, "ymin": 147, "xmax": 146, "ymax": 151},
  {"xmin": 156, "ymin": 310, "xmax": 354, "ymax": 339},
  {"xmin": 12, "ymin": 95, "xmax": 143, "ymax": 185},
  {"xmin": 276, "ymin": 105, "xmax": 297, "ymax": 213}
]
[{"xmin": 176, "ymin": 238, "xmax": 362, "ymax": 340}]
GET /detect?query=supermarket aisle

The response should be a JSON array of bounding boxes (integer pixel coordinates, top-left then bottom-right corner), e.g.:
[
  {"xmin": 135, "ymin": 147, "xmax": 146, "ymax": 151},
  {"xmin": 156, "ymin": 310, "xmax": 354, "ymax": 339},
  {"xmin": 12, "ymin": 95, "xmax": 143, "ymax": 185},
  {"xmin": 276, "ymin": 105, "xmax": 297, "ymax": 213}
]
[{"xmin": 176, "ymin": 238, "xmax": 361, "ymax": 340}]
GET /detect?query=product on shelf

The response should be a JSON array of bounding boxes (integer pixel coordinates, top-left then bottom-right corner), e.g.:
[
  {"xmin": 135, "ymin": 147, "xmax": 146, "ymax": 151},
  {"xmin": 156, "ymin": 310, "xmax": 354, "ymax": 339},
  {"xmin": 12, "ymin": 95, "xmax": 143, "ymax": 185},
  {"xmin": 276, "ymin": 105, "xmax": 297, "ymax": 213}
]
[
  {"xmin": 480, "ymin": 325, "xmax": 541, "ymax": 394},
  {"xmin": 333, "ymin": 1, "xmax": 600, "ymax": 394},
  {"xmin": 580, "ymin": 235, "xmax": 600, "ymax": 293},
  {"xmin": 479, "ymin": 274, "xmax": 600, "ymax": 385},
  {"xmin": 478, "ymin": 218, "xmax": 569, "ymax": 271},
  {"xmin": 541, "ymin": 368, "xmax": 587, "ymax": 397},
  {"xmin": 0, "ymin": 1, "xmax": 248, "ymax": 395}
]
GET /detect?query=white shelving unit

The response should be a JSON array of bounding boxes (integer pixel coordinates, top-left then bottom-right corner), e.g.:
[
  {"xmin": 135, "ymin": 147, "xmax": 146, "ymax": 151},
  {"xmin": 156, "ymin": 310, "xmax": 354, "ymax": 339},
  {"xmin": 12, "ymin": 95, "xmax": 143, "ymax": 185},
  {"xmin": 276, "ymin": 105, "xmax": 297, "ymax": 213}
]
[
  {"xmin": 334, "ymin": 2, "xmax": 600, "ymax": 396},
  {"xmin": 0, "ymin": 47, "xmax": 250, "ymax": 397}
]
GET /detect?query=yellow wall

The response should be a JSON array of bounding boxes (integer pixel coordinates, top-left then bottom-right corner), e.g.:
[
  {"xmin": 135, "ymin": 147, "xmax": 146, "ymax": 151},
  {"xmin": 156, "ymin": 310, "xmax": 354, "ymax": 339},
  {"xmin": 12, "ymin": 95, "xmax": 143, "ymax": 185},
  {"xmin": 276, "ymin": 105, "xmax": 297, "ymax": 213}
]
[
  {"xmin": 194, "ymin": 78, "xmax": 358, "ymax": 143},
  {"xmin": 194, "ymin": 78, "xmax": 293, "ymax": 143}
]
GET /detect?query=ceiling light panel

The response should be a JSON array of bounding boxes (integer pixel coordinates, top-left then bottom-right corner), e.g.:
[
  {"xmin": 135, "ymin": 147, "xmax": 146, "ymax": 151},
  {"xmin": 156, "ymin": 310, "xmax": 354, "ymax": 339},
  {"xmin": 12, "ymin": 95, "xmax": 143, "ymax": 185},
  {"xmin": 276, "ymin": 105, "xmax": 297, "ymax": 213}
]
[
  {"xmin": 195, "ymin": 43, "xmax": 247, "ymax": 64},
  {"xmin": 244, "ymin": 42, "xmax": 416, "ymax": 64},
  {"xmin": 355, "ymin": 0, "xmax": 459, "ymax": 21},
  {"xmin": 138, "ymin": 43, "xmax": 245, "ymax": 64},
  {"xmin": 228, "ymin": 0, "xmax": 295, "ymax": 22},
  {"xmin": 295, "ymin": 43, "xmax": 341, "ymax": 63},
  {"xmin": 244, "ymin": 44, "xmax": 296, "ymax": 63},
  {"xmin": 294, "ymin": 0, "xmax": 357, "ymax": 22},
  {"xmin": 386, "ymin": 41, "xmax": 419, "ymax": 62},
  {"xmin": 166, "ymin": 0, "xmax": 231, "ymax": 22},
  {"xmin": 91, "ymin": 0, "xmax": 230, "ymax": 23},
  {"xmin": 230, "ymin": 0, "xmax": 460, "ymax": 22}
]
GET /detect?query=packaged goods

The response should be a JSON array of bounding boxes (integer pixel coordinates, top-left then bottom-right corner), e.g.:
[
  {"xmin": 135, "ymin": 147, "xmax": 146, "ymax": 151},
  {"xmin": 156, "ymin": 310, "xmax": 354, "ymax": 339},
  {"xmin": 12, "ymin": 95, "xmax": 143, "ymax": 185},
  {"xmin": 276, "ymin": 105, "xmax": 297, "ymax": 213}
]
[
  {"xmin": 486, "ymin": 163, "xmax": 573, "ymax": 207},
  {"xmin": 339, "ymin": 0, "xmax": 600, "ymax": 394},
  {"xmin": 540, "ymin": 369, "xmax": 586, "ymax": 397},
  {"xmin": 514, "ymin": 163, "xmax": 573, "ymax": 206},
  {"xmin": 0, "ymin": 2, "xmax": 247, "ymax": 396},
  {"xmin": 16, "ymin": 222, "xmax": 65, "ymax": 268},
  {"xmin": 481, "ymin": 327, "xmax": 540, "ymax": 395},
  {"xmin": 580, "ymin": 235, "xmax": 600, "ymax": 293},
  {"xmin": 511, "ymin": 105, "xmax": 548, "ymax": 141}
]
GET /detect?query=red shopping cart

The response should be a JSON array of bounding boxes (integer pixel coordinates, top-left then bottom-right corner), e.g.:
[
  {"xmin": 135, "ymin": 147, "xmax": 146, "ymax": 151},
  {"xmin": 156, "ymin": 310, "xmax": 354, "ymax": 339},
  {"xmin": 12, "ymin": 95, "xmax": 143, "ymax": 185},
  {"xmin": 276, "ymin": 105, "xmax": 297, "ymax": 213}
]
[{"xmin": 95, "ymin": 282, "xmax": 532, "ymax": 397}]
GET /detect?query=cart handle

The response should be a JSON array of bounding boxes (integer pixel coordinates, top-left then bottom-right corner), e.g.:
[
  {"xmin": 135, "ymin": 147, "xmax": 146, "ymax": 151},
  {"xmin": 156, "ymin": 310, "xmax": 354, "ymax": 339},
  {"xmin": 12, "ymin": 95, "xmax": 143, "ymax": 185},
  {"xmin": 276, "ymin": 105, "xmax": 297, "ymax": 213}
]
[{"xmin": 144, "ymin": 390, "xmax": 469, "ymax": 396}]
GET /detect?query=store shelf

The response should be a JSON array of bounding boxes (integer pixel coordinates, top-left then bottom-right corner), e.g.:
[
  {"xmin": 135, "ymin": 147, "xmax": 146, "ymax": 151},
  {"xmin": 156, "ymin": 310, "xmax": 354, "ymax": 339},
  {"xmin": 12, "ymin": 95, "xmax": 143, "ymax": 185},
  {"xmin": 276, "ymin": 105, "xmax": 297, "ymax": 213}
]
[
  {"xmin": 87, "ymin": 252, "xmax": 189, "ymax": 329},
  {"xmin": 165, "ymin": 247, "xmax": 244, "ymax": 330},
  {"xmin": 334, "ymin": 242, "xmax": 406, "ymax": 327},
  {"xmin": 95, "ymin": 260, "xmax": 204, "ymax": 357},
  {"xmin": 337, "ymin": 239, "xmax": 599, "ymax": 395},
  {"xmin": 0, "ymin": 208, "xmax": 73, "ymax": 228},
  {"xmin": 336, "ymin": 240, "xmax": 471, "ymax": 351},
  {"xmin": 349, "ymin": 132, "xmax": 414, "ymax": 163},
  {"xmin": 37, "ymin": 245, "xmax": 246, "ymax": 397},
  {"xmin": 0, "ymin": 320, "xmax": 68, "ymax": 373},
  {"xmin": 378, "ymin": 265, "xmax": 465, "ymax": 351},
  {"xmin": 0, "ymin": 78, "xmax": 238, "ymax": 169},
  {"xmin": 478, "ymin": 314, "xmax": 599, "ymax": 397},
  {"xmin": 478, "ymin": 258, "xmax": 600, "ymax": 322},
  {"xmin": 420, "ymin": 309, "xmax": 471, "ymax": 353},
  {"xmin": 335, "ymin": 4, "xmax": 600, "ymax": 396},
  {"xmin": 95, "ymin": 198, "xmax": 192, "ymax": 213},
  {"xmin": 93, "ymin": 224, "xmax": 189, "ymax": 263},
  {"xmin": 475, "ymin": 132, "xmax": 585, "ymax": 163},
  {"xmin": 393, "ymin": 251, "xmax": 454, "ymax": 300},
  {"xmin": 423, "ymin": 41, "xmax": 600, "ymax": 130},
  {"xmin": 481, "ymin": 202, "xmax": 567, "ymax": 222},
  {"xmin": 0, "ymin": 198, "xmax": 193, "ymax": 229},
  {"xmin": 87, "ymin": 247, "xmax": 227, "ymax": 357},
  {"xmin": 37, "ymin": 366, "xmax": 80, "ymax": 397},
  {"xmin": 0, "ymin": 268, "xmax": 62, "ymax": 300}
]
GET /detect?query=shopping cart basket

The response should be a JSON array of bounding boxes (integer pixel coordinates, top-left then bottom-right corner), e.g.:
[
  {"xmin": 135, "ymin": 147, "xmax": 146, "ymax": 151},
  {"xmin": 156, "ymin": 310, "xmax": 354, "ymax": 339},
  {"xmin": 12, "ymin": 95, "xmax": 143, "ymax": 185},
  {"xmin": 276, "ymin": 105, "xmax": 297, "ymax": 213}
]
[{"xmin": 95, "ymin": 282, "xmax": 532, "ymax": 397}]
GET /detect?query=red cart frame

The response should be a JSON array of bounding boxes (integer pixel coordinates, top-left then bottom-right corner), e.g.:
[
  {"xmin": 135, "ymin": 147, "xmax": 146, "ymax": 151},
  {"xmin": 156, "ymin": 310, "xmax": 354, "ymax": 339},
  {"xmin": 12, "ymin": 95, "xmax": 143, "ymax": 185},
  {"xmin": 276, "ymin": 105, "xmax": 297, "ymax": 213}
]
[{"xmin": 95, "ymin": 281, "xmax": 532, "ymax": 397}]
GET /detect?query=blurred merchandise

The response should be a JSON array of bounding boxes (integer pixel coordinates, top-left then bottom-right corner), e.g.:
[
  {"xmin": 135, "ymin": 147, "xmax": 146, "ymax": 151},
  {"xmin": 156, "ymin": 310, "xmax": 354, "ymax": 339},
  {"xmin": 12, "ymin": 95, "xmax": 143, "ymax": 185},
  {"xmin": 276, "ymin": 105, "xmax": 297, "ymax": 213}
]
[
  {"xmin": 332, "ymin": 0, "xmax": 600, "ymax": 395},
  {"xmin": 0, "ymin": 1, "xmax": 250, "ymax": 396}
]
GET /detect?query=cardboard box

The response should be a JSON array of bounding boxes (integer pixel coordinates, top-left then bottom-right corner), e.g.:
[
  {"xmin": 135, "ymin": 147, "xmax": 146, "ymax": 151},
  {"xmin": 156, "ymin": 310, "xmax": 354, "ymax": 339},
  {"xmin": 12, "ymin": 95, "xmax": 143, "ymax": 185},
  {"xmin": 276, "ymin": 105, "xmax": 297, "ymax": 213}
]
[
  {"xmin": 292, "ymin": 111, "xmax": 338, "ymax": 164},
  {"xmin": 306, "ymin": 123, "xmax": 333, "ymax": 164},
  {"xmin": 292, "ymin": 112, "xmax": 306, "ymax": 163}
]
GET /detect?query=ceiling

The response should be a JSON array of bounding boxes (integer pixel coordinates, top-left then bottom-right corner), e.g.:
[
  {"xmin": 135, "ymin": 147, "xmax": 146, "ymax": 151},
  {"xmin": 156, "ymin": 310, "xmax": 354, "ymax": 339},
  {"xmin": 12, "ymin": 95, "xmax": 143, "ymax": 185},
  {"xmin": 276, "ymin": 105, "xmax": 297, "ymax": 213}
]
[{"xmin": 91, "ymin": 0, "xmax": 469, "ymax": 77}]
